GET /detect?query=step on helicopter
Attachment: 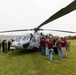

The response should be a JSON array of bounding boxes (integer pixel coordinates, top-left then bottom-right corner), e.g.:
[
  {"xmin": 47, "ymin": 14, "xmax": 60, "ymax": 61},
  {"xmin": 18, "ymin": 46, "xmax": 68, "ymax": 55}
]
[{"xmin": 0, "ymin": 0, "xmax": 76, "ymax": 50}]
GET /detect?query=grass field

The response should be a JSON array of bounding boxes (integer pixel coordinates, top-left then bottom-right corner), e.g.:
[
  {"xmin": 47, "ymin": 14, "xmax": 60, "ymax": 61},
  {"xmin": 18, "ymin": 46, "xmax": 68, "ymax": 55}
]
[{"xmin": 0, "ymin": 40, "xmax": 76, "ymax": 75}]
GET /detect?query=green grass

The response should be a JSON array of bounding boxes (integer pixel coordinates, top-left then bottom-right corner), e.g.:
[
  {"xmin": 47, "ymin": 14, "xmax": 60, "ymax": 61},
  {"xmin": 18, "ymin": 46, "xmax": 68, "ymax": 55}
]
[{"xmin": 0, "ymin": 40, "xmax": 76, "ymax": 75}]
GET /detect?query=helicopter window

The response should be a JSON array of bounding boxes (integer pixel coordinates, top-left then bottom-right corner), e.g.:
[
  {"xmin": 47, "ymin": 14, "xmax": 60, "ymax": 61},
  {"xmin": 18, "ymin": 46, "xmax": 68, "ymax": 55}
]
[
  {"xmin": 16, "ymin": 36, "xmax": 22, "ymax": 41},
  {"xmin": 23, "ymin": 36, "xmax": 26, "ymax": 40},
  {"xmin": 23, "ymin": 36, "xmax": 30, "ymax": 41}
]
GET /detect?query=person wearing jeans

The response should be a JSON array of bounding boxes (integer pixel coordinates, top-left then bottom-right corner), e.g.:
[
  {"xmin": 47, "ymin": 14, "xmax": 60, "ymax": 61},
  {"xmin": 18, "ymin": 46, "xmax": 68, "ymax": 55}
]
[
  {"xmin": 48, "ymin": 49, "xmax": 53, "ymax": 61},
  {"xmin": 47, "ymin": 39, "xmax": 54, "ymax": 61},
  {"xmin": 45, "ymin": 38, "xmax": 49, "ymax": 56},
  {"xmin": 40, "ymin": 37, "xmax": 45, "ymax": 55},
  {"xmin": 57, "ymin": 48, "xmax": 62, "ymax": 60},
  {"xmin": 57, "ymin": 38, "xmax": 63, "ymax": 60}
]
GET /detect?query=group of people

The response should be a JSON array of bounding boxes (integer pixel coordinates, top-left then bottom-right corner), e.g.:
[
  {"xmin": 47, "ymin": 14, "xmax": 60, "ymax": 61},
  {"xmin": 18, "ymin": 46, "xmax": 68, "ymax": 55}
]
[
  {"xmin": 0, "ymin": 34, "xmax": 71, "ymax": 60},
  {"xmin": 40, "ymin": 36, "xmax": 71, "ymax": 61},
  {"xmin": 0, "ymin": 39, "xmax": 12, "ymax": 53}
]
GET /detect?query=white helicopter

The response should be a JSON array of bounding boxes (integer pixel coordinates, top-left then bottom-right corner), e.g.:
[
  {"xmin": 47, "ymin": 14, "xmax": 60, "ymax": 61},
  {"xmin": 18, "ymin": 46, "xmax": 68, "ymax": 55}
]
[
  {"xmin": 12, "ymin": 32, "xmax": 41, "ymax": 49},
  {"xmin": 0, "ymin": 0, "xmax": 76, "ymax": 50}
]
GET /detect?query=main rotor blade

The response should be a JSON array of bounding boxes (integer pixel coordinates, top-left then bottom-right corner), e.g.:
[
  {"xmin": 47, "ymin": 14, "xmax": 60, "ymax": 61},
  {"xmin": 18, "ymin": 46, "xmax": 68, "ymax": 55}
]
[
  {"xmin": 37, "ymin": 0, "xmax": 76, "ymax": 30},
  {"xmin": 0, "ymin": 29, "xmax": 34, "ymax": 33},
  {"xmin": 40, "ymin": 29, "xmax": 76, "ymax": 33}
]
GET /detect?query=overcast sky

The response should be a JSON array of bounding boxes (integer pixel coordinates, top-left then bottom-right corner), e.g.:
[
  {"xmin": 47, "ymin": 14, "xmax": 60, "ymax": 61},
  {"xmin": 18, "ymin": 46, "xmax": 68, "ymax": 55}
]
[{"xmin": 0, "ymin": 0, "xmax": 76, "ymax": 36}]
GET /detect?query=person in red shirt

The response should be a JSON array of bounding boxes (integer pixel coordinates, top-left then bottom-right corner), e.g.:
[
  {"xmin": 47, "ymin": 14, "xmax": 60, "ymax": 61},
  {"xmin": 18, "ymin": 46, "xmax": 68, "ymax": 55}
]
[
  {"xmin": 45, "ymin": 38, "xmax": 49, "ymax": 56},
  {"xmin": 40, "ymin": 37, "xmax": 45, "ymax": 55},
  {"xmin": 47, "ymin": 38, "xmax": 54, "ymax": 61},
  {"xmin": 57, "ymin": 38, "xmax": 63, "ymax": 60},
  {"xmin": 61, "ymin": 37, "xmax": 67, "ymax": 58}
]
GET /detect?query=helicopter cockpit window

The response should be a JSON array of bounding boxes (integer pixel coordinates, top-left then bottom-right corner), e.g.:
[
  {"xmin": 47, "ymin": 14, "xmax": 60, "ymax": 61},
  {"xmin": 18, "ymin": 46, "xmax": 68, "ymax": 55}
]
[
  {"xmin": 16, "ymin": 36, "xmax": 22, "ymax": 41},
  {"xmin": 22, "ymin": 36, "xmax": 30, "ymax": 41}
]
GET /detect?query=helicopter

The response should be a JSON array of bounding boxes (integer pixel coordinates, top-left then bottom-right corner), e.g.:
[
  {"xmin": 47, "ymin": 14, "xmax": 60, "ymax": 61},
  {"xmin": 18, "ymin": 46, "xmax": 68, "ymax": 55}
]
[
  {"xmin": 11, "ymin": 32, "xmax": 41, "ymax": 49},
  {"xmin": 0, "ymin": 0, "xmax": 76, "ymax": 50}
]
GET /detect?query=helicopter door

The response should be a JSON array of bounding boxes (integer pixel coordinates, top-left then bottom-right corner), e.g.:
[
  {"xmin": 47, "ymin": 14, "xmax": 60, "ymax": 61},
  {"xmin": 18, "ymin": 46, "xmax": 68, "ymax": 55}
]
[
  {"xmin": 29, "ymin": 36, "xmax": 37, "ymax": 48},
  {"xmin": 22, "ymin": 35, "xmax": 30, "ymax": 49}
]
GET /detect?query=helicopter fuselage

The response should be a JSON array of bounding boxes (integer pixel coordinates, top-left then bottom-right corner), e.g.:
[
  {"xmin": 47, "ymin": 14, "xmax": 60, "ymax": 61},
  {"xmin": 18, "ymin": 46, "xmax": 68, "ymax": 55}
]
[{"xmin": 11, "ymin": 33, "xmax": 40, "ymax": 50}]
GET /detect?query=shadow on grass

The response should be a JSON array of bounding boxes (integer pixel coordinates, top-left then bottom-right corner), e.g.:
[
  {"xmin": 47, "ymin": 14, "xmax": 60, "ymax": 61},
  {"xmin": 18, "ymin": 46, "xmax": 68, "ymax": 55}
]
[{"xmin": 8, "ymin": 49, "xmax": 40, "ymax": 57}]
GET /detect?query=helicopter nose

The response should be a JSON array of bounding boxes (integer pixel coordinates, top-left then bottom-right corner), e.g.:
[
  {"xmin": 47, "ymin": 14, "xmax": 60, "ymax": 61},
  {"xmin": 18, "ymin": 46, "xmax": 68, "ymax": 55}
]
[
  {"xmin": 11, "ymin": 41, "xmax": 23, "ymax": 49},
  {"xmin": 11, "ymin": 42, "xmax": 16, "ymax": 47}
]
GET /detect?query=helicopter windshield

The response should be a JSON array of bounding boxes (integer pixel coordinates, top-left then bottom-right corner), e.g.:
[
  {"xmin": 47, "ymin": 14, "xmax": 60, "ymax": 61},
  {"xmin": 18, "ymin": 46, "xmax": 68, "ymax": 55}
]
[
  {"xmin": 22, "ymin": 35, "xmax": 30, "ymax": 41},
  {"xmin": 16, "ymin": 34, "xmax": 30, "ymax": 42},
  {"xmin": 16, "ymin": 36, "xmax": 22, "ymax": 41}
]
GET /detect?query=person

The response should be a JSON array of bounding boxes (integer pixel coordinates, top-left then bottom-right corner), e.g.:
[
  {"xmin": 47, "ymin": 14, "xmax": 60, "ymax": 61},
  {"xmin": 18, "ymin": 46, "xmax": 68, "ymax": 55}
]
[
  {"xmin": 2, "ymin": 40, "xmax": 7, "ymax": 53},
  {"xmin": 0, "ymin": 39, "xmax": 2, "ymax": 51},
  {"xmin": 61, "ymin": 37, "xmax": 67, "ymax": 58},
  {"xmin": 7, "ymin": 40, "xmax": 11, "ymax": 51},
  {"xmin": 57, "ymin": 38, "xmax": 63, "ymax": 60},
  {"xmin": 40, "ymin": 32, "xmax": 43, "ymax": 38},
  {"xmin": 45, "ymin": 38, "xmax": 49, "ymax": 56},
  {"xmin": 2, "ymin": 40, "xmax": 5, "ymax": 52},
  {"xmin": 30, "ymin": 33, "xmax": 33, "ymax": 40},
  {"xmin": 53, "ymin": 39, "xmax": 58, "ymax": 55},
  {"xmin": 4, "ymin": 40, "xmax": 8, "ymax": 53},
  {"xmin": 47, "ymin": 38, "xmax": 54, "ymax": 61},
  {"xmin": 40, "ymin": 37, "xmax": 45, "ymax": 55},
  {"xmin": 66, "ymin": 39, "xmax": 71, "ymax": 51}
]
